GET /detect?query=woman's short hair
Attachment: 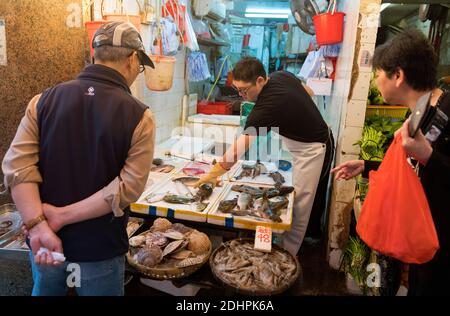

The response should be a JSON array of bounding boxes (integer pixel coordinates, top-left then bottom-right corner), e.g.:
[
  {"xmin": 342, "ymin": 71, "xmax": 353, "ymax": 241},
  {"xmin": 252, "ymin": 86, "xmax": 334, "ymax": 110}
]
[{"xmin": 373, "ymin": 28, "xmax": 438, "ymax": 91}]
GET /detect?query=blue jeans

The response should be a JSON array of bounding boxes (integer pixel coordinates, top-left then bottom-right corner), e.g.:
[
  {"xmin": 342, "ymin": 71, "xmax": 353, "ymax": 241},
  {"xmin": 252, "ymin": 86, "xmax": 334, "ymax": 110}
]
[{"xmin": 29, "ymin": 252, "xmax": 125, "ymax": 296}]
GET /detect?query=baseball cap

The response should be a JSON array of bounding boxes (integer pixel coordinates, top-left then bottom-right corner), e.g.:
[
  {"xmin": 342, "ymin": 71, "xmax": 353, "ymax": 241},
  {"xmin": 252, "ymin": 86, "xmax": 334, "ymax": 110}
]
[{"xmin": 92, "ymin": 21, "xmax": 154, "ymax": 69}]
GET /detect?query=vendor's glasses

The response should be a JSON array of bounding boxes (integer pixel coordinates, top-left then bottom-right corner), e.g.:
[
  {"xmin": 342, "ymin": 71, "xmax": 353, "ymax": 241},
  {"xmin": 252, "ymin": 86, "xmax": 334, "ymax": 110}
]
[{"xmin": 232, "ymin": 84, "xmax": 255, "ymax": 95}]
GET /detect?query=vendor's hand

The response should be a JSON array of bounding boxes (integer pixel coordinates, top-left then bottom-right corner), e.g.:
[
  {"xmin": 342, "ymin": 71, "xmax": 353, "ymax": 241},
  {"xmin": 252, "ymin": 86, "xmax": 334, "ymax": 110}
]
[
  {"xmin": 400, "ymin": 119, "xmax": 433, "ymax": 165},
  {"xmin": 331, "ymin": 160, "xmax": 365, "ymax": 180},
  {"xmin": 194, "ymin": 163, "xmax": 228, "ymax": 188},
  {"xmin": 194, "ymin": 173, "xmax": 219, "ymax": 188},
  {"xmin": 42, "ymin": 203, "xmax": 65, "ymax": 233},
  {"xmin": 29, "ymin": 221, "xmax": 63, "ymax": 266}
]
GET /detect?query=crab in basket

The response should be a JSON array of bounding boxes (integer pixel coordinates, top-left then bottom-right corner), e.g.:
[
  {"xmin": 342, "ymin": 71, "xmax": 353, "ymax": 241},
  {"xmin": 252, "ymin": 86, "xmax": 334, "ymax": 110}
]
[{"xmin": 128, "ymin": 218, "xmax": 211, "ymax": 270}]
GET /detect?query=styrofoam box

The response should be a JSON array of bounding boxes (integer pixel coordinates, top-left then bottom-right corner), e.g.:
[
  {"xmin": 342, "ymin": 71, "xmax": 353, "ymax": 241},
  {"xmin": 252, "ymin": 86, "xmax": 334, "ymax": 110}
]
[{"xmin": 140, "ymin": 278, "xmax": 201, "ymax": 296}]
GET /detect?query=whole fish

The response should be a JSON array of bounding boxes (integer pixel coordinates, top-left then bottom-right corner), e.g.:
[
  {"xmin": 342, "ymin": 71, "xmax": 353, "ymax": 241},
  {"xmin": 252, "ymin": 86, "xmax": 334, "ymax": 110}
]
[
  {"xmin": 218, "ymin": 198, "xmax": 238, "ymax": 213},
  {"xmin": 152, "ymin": 158, "xmax": 164, "ymax": 166},
  {"xmin": 172, "ymin": 176, "xmax": 200, "ymax": 187},
  {"xmin": 278, "ymin": 186, "xmax": 294, "ymax": 196},
  {"xmin": 237, "ymin": 193, "xmax": 252, "ymax": 211},
  {"xmin": 145, "ymin": 192, "xmax": 166, "ymax": 203},
  {"xmin": 151, "ymin": 164, "xmax": 175, "ymax": 173},
  {"xmin": 163, "ymin": 194, "xmax": 195, "ymax": 204},
  {"xmin": 194, "ymin": 183, "xmax": 213, "ymax": 212},
  {"xmin": 269, "ymin": 171, "xmax": 285, "ymax": 188},
  {"xmin": 195, "ymin": 183, "xmax": 213, "ymax": 202},
  {"xmin": 269, "ymin": 196, "xmax": 289, "ymax": 211},
  {"xmin": 231, "ymin": 210, "xmax": 253, "ymax": 217},
  {"xmin": 253, "ymin": 162, "xmax": 268, "ymax": 178},
  {"xmin": 236, "ymin": 168, "xmax": 253, "ymax": 180},
  {"xmin": 231, "ymin": 184, "xmax": 263, "ymax": 197},
  {"xmin": 266, "ymin": 186, "xmax": 294, "ymax": 198},
  {"xmin": 252, "ymin": 192, "xmax": 269, "ymax": 213}
]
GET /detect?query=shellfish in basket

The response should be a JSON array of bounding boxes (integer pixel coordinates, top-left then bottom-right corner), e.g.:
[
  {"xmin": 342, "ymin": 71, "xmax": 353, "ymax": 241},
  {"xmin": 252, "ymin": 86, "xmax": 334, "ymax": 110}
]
[
  {"xmin": 127, "ymin": 218, "xmax": 212, "ymax": 279},
  {"xmin": 210, "ymin": 239, "xmax": 300, "ymax": 295}
]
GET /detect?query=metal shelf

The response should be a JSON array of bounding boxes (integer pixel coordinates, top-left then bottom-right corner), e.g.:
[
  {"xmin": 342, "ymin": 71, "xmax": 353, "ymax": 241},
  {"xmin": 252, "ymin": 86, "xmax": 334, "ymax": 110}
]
[{"xmin": 197, "ymin": 36, "xmax": 230, "ymax": 47}]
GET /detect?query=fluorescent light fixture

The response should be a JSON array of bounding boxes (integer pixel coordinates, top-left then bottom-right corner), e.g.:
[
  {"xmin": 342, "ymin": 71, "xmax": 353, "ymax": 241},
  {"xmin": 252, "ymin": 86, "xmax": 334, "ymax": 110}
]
[
  {"xmin": 380, "ymin": 4, "xmax": 391, "ymax": 12},
  {"xmin": 245, "ymin": 8, "xmax": 291, "ymax": 14},
  {"xmin": 245, "ymin": 13, "xmax": 289, "ymax": 19}
]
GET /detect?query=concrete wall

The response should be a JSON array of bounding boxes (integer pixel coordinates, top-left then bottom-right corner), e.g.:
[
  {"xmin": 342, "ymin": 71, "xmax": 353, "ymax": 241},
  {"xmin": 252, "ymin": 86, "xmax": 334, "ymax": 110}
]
[{"xmin": 0, "ymin": 0, "xmax": 86, "ymax": 204}]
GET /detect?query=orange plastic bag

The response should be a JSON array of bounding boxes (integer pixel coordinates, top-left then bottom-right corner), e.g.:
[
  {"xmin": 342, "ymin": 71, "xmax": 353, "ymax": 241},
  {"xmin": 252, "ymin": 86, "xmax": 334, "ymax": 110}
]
[{"xmin": 356, "ymin": 134, "xmax": 439, "ymax": 264}]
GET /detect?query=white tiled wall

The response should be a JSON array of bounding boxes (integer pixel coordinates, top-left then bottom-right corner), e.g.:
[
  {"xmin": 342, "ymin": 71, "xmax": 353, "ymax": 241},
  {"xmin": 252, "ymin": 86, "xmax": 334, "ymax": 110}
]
[
  {"xmin": 88, "ymin": 0, "xmax": 187, "ymax": 145},
  {"xmin": 132, "ymin": 50, "xmax": 186, "ymax": 145}
]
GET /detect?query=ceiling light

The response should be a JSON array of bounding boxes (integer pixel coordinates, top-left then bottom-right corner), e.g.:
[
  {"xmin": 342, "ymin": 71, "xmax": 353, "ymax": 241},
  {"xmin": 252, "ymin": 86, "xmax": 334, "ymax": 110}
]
[{"xmin": 245, "ymin": 13, "xmax": 289, "ymax": 19}]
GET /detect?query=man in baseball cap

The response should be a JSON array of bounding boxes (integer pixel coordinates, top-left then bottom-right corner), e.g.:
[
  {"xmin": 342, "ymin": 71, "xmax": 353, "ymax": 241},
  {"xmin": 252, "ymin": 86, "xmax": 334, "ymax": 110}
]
[
  {"xmin": 93, "ymin": 21, "xmax": 154, "ymax": 69},
  {"xmin": 2, "ymin": 20, "xmax": 156, "ymax": 295}
]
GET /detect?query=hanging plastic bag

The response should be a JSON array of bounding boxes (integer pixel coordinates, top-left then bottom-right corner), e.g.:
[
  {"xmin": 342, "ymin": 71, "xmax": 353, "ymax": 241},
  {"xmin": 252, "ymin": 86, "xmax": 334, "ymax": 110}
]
[
  {"xmin": 184, "ymin": 7, "xmax": 199, "ymax": 51},
  {"xmin": 187, "ymin": 52, "xmax": 211, "ymax": 82},
  {"xmin": 356, "ymin": 134, "xmax": 440, "ymax": 264},
  {"xmin": 322, "ymin": 44, "xmax": 341, "ymax": 58},
  {"xmin": 298, "ymin": 50, "xmax": 322, "ymax": 80},
  {"xmin": 149, "ymin": 17, "xmax": 179, "ymax": 55}
]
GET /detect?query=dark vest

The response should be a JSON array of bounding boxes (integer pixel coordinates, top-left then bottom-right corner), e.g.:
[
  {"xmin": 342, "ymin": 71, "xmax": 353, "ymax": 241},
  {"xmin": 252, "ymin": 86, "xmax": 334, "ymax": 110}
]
[{"xmin": 37, "ymin": 64, "xmax": 146, "ymax": 262}]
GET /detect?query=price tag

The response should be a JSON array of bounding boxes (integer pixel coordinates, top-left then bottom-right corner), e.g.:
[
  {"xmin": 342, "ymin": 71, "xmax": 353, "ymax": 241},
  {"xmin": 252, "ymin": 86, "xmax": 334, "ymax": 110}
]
[{"xmin": 254, "ymin": 226, "xmax": 272, "ymax": 252}]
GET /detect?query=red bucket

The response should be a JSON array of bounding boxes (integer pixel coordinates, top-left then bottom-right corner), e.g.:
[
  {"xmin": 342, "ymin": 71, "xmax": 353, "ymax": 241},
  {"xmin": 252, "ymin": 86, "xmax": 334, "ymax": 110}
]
[
  {"xmin": 313, "ymin": 12, "xmax": 345, "ymax": 45},
  {"xmin": 85, "ymin": 21, "xmax": 107, "ymax": 58}
]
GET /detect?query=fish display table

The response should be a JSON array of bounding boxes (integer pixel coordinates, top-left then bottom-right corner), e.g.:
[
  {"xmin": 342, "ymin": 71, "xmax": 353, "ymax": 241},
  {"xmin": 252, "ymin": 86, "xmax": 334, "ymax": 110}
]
[{"xmin": 132, "ymin": 159, "xmax": 295, "ymax": 233}]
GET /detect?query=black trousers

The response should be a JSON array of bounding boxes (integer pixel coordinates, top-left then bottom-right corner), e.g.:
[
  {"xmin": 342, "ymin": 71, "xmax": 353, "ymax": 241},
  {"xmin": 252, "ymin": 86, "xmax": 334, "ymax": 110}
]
[{"xmin": 408, "ymin": 248, "xmax": 450, "ymax": 296}]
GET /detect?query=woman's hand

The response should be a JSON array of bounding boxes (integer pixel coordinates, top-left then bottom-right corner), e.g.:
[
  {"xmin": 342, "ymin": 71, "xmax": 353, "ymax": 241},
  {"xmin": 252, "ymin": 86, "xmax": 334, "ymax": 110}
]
[{"xmin": 331, "ymin": 160, "xmax": 365, "ymax": 180}]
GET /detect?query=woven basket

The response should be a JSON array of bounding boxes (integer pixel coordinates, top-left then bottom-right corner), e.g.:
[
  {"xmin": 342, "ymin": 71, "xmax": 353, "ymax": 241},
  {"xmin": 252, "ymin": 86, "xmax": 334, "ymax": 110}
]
[
  {"xmin": 209, "ymin": 238, "xmax": 301, "ymax": 296},
  {"xmin": 126, "ymin": 230, "xmax": 212, "ymax": 280}
]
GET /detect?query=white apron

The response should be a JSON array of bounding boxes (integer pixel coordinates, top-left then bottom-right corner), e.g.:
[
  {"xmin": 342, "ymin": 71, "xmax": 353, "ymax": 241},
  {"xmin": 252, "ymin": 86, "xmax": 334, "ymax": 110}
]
[{"xmin": 281, "ymin": 135, "xmax": 326, "ymax": 256}]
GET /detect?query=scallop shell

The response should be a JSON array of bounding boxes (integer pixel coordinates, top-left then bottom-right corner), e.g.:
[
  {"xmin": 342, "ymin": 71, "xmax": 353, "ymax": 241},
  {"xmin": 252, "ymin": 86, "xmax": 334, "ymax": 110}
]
[
  {"xmin": 134, "ymin": 245, "xmax": 163, "ymax": 268},
  {"xmin": 176, "ymin": 253, "xmax": 208, "ymax": 268},
  {"xmin": 145, "ymin": 232, "xmax": 169, "ymax": 248},
  {"xmin": 162, "ymin": 239, "xmax": 185, "ymax": 257},
  {"xmin": 187, "ymin": 231, "xmax": 210, "ymax": 255},
  {"xmin": 171, "ymin": 223, "xmax": 193, "ymax": 235},
  {"xmin": 170, "ymin": 249, "xmax": 194, "ymax": 260},
  {"xmin": 162, "ymin": 230, "xmax": 185, "ymax": 240},
  {"xmin": 150, "ymin": 218, "xmax": 173, "ymax": 232},
  {"xmin": 129, "ymin": 235, "xmax": 146, "ymax": 247}
]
